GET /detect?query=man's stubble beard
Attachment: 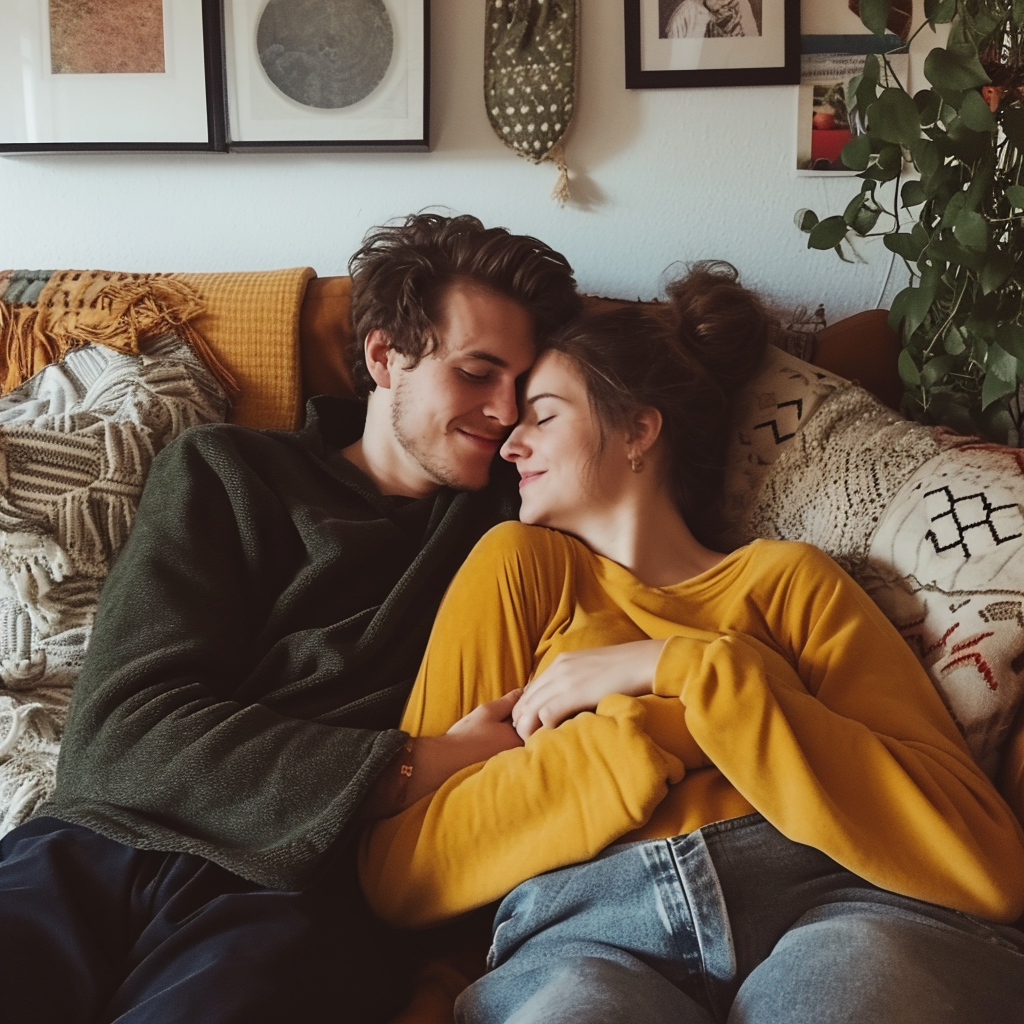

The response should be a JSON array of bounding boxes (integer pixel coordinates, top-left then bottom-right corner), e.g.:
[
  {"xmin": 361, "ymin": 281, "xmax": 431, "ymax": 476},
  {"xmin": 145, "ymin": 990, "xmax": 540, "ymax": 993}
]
[{"xmin": 390, "ymin": 378, "xmax": 486, "ymax": 492}]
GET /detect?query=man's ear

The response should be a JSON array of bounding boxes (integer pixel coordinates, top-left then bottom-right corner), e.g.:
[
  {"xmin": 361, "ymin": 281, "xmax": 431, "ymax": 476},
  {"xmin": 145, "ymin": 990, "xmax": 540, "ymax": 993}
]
[
  {"xmin": 364, "ymin": 328, "xmax": 394, "ymax": 390},
  {"xmin": 627, "ymin": 407, "xmax": 663, "ymax": 456}
]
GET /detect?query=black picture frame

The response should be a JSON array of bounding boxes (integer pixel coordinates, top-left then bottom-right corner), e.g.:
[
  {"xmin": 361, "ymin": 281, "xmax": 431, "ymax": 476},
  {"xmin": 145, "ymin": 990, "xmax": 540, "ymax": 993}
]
[
  {"xmin": 625, "ymin": 0, "xmax": 800, "ymax": 89},
  {"xmin": 221, "ymin": 0, "xmax": 430, "ymax": 153},
  {"xmin": 0, "ymin": 0, "xmax": 226, "ymax": 154}
]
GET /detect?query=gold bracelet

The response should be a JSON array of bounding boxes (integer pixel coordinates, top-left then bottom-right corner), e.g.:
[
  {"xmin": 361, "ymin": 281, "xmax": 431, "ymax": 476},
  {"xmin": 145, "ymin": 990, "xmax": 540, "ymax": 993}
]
[{"xmin": 395, "ymin": 737, "xmax": 415, "ymax": 806}]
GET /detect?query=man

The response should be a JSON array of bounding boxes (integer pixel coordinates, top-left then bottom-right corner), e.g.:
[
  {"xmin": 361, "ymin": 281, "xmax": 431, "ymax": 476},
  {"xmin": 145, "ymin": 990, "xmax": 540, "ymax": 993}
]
[{"xmin": 0, "ymin": 213, "xmax": 580, "ymax": 1023}]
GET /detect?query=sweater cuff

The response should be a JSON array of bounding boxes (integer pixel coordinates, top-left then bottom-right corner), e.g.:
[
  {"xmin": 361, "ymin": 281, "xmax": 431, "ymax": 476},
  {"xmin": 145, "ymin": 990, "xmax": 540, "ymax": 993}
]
[{"xmin": 652, "ymin": 631, "xmax": 719, "ymax": 699}]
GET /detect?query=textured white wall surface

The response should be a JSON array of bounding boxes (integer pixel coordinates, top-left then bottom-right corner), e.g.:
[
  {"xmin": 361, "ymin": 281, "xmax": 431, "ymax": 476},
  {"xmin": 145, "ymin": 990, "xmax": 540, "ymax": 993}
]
[{"xmin": 0, "ymin": 0, "xmax": 915, "ymax": 319}]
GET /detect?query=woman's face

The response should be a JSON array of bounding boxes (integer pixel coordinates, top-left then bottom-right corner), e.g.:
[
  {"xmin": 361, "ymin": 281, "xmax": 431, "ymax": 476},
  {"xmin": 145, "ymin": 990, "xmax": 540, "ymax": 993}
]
[{"xmin": 500, "ymin": 350, "xmax": 633, "ymax": 530}]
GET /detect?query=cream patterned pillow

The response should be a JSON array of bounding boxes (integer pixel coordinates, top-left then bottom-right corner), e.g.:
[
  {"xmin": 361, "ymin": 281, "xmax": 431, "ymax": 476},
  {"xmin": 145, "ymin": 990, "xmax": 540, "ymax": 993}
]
[
  {"xmin": 719, "ymin": 346, "xmax": 847, "ymax": 549},
  {"xmin": 730, "ymin": 371, "xmax": 1024, "ymax": 776},
  {"xmin": 0, "ymin": 334, "xmax": 227, "ymax": 833},
  {"xmin": 859, "ymin": 437, "xmax": 1024, "ymax": 776}
]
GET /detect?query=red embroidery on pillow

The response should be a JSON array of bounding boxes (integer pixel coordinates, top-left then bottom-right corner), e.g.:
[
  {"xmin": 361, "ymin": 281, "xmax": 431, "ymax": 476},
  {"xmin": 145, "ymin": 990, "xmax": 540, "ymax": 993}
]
[
  {"xmin": 941, "ymin": 650, "xmax": 999, "ymax": 691},
  {"xmin": 950, "ymin": 631, "xmax": 995, "ymax": 654}
]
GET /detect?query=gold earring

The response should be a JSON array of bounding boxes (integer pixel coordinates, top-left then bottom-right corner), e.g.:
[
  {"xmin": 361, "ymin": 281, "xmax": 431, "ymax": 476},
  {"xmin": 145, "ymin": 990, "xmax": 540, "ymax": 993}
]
[{"xmin": 629, "ymin": 453, "xmax": 644, "ymax": 473}]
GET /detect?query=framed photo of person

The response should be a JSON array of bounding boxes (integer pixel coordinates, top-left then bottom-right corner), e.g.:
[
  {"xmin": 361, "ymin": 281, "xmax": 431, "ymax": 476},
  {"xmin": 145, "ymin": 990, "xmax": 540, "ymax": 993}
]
[
  {"xmin": 222, "ymin": 0, "xmax": 430, "ymax": 152},
  {"xmin": 624, "ymin": 0, "xmax": 800, "ymax": 89},
  {"xmin": 0, "ymin": 0, "xmax": 225, "ymax": 153}
]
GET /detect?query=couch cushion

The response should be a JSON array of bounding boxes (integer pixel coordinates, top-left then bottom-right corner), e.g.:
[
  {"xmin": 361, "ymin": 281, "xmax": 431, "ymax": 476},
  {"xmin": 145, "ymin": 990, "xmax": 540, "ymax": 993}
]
[
  {"xmin": 175, "ymin": 268, "xmax": 315, "ymax": 429},
  {"xmin": 0, "ymin": 334, "xmax": 227, "ymax": 834},
  {"xmin": 727, "ymin": 349, "xmax": 1024, "ymax": 777}
]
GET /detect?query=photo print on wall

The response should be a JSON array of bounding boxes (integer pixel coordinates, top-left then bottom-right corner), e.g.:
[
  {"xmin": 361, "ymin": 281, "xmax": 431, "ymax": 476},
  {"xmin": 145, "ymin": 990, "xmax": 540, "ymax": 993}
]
[
  {"xmin": 625, "ymin": 0, "xmax": 799, "ymax": 88},
  {"xmin": 48, "ymin": 0, "xmax": 166, "ymax": 75}
]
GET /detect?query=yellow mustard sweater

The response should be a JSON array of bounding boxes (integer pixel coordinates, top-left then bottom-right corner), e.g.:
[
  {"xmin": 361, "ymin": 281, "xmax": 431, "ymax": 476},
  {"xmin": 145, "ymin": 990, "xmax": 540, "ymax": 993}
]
[{"xmin": 360, "ymin": 523, "xmax": 1024, "ymax": 928}]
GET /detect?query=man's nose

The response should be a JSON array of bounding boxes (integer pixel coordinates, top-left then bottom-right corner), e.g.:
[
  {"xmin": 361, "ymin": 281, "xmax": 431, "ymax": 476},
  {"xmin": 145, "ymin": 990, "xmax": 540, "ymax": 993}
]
[{"xmin": 486, "ymin": 381, "xmax": 520, "ymax": 427}]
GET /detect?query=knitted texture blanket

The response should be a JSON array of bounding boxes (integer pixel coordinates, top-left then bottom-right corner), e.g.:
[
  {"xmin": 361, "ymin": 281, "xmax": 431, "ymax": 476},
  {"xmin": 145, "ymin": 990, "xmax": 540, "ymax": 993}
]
[{"xmin": 0, "ymin": 332, "xmax": 227, "ymax": 834}]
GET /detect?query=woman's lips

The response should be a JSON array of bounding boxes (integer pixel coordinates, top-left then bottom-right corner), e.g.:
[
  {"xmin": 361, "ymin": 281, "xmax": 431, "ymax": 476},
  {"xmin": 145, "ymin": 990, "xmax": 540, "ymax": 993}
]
[{"xmin": 518, "ymin": 471, "xmax": 545, "ymax": 489}]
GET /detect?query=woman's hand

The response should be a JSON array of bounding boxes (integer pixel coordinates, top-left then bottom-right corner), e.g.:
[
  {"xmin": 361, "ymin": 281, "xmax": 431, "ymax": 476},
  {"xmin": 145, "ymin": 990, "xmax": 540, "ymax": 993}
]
[{"xmin": 512, "ymin": 639, "xmax": 666, "ymax": 740}]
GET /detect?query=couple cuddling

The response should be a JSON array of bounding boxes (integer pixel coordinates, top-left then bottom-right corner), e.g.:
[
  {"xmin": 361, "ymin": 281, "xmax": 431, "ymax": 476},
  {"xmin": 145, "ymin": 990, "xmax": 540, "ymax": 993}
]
[{"xmin": 1, "ymin": 213, "xmax": 1022, "ymax": 1024}]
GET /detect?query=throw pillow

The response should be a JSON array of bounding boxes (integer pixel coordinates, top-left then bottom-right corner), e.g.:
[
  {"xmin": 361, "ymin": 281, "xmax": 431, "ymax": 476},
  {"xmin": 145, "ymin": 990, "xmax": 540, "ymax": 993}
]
[
  {"xmin": 0, "ymin": 333, "xmax": 227, "ymax": 834},
  {"xmin": 727, "ymin": 351, "xmax": 1024, "ymax": 776}
]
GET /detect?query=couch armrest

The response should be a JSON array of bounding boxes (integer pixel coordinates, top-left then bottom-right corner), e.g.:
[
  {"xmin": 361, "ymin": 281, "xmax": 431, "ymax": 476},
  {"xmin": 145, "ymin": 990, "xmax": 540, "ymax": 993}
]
[
  {"xmin": 811, "ymin": 309, "xmax": 903, "ymax": 412},
  {"xmin": 300, "ymin": 276, "xmax": 357, "ymax": 403}
]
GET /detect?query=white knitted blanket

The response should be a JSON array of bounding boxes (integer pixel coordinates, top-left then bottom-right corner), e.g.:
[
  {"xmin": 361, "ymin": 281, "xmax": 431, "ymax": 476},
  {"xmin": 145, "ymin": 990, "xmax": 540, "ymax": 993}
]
[
  {"xmin": 0, "ymin": 334, "xmax": 226, "ymax": 834},
  {"xmin": 742, "ymin": 384, "xmax": 942, "ymax": 575}
]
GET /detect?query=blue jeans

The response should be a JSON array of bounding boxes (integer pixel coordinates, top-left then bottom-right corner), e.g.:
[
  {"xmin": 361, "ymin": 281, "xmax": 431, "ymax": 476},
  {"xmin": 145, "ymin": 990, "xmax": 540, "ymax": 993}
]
[{"xmin": 455, "ymin": 814, "xmax": 1024, "ymax": 1024}]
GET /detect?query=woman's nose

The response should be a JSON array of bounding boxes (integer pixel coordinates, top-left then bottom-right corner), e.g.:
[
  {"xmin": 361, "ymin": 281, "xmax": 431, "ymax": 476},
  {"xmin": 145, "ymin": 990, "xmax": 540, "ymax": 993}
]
[{"xmin": 500, "ymin": 427, "xmax": 528, "ymax": 462}]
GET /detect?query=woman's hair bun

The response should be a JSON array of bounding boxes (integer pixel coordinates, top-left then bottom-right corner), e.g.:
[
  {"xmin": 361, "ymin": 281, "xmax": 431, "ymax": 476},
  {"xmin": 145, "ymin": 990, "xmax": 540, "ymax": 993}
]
[{"xmin": 664, "ymin": 260, "xmax": 770, "ymax": 394}]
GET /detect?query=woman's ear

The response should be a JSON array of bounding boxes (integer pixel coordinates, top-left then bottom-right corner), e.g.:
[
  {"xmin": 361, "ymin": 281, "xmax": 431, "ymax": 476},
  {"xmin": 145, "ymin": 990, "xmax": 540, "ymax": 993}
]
[
  {"xmin": 364, "ymin": 328, "xmax": 394, "ymax": 390},
  {"xmin": 627, "ymin": 407, "xmax": 663, "ymax": 457}
]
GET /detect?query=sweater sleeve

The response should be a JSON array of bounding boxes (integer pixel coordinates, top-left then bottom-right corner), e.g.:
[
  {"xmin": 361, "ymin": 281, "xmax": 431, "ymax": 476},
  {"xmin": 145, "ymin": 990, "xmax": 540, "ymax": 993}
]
[
  {"xmin": 49, "ymin": 429, "xmax": 408, "ymax": 889},
  {"xmin": 653, "ymin": 544, "xmax": 1024, "ymax": 922},
  {"xmin": 359, "ymin": 523, "xmax": 685, "ymax": 927}
]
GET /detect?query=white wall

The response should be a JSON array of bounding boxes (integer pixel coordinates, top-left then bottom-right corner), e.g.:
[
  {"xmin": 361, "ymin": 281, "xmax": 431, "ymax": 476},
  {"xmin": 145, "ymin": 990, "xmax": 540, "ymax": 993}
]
[{"xmin": 0, "ymin": 0, "xmax": 912, "ymax": 320}]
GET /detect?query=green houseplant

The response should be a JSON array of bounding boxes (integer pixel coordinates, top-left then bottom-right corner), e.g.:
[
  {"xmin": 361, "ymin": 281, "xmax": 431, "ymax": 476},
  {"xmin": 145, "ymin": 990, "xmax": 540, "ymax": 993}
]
[{"xmin": 797, "ymin": 0, "xmax": 1024, "ymax": 443}]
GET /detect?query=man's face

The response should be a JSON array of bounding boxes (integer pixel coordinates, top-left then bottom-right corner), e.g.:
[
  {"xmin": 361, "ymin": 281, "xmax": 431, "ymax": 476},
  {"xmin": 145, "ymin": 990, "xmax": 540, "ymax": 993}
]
[{"xmin": 387, "ymin": 280, "xmax": 537, "ymax": 492}]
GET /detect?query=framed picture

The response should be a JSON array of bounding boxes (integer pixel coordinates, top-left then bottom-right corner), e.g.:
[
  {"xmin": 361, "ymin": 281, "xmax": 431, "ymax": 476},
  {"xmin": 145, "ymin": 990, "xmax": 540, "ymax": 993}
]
[
  {"xmin": 0, "ymin": 0, "xmax": 226, "ymax": 153},
  {"xmin": 624, "ymin": 0, "xmax": 800, "ymax": 89},
  {"xmin": 222, "ymin": 0, "xmax": 429, "ymax": 152}
]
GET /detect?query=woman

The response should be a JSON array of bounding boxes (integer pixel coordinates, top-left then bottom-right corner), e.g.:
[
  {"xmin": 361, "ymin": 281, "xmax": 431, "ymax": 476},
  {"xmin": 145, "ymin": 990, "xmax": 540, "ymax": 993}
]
[{"xmin": 360, "ymin": 264, "xmax": 1024, "ymax": 1024}]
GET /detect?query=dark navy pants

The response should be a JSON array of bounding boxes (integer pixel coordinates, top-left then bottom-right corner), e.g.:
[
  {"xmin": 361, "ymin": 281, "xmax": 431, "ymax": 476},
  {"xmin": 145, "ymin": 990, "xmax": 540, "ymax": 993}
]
[{"xmin": 0, "ymin": 816, "xmax": 410, "ymax": 1024}]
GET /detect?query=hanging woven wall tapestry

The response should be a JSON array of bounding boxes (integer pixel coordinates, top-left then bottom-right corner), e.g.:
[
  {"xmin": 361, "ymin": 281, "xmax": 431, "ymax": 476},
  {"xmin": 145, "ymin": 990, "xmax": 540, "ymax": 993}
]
[{"xmin": 485, "ymin": 0, "xmax": 578, "ymax": 204}]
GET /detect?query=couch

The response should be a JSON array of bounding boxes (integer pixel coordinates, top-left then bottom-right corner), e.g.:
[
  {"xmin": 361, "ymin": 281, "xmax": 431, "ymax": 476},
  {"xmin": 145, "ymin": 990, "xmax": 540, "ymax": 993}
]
[{"xmin": 0, "ymin": 266, "xmax": 1021, "ymax": 1024}]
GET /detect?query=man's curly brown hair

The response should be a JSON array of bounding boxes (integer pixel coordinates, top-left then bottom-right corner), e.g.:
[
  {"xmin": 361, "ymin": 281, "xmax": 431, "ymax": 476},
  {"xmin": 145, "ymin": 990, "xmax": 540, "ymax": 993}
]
[{"xmin": 347, "ymin": 213, "xmax": 581, "ymax": 397}]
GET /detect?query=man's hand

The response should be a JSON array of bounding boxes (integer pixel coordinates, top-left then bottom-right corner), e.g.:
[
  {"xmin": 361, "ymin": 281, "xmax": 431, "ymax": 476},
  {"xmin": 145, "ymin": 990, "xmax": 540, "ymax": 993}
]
[
  {"xmin": 511, "ymin": 640, "xmax": 666, "ymax": 741},
  {"xmin": 361, "ymin": 690, "xmax": 524, "ymax": 819}
]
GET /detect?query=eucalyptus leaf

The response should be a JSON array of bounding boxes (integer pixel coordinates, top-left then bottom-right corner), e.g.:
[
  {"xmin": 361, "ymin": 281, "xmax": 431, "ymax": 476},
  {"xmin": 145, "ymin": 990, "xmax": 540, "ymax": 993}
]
[
  {"xmin": 914, "ymin": 90, "xmax": 942, "ymax": 126},
  {"xmin": 898, "ymin": 347, "xmax": 922, "ymax": 386},
  {"xmin": 943, "ymin": 323, "xmax": 967, "ymax": 355},
  {"xmin": 927, "ymin": 233, "xmax": 985, "ymax": 270},
  {"xmin": 795, "ymin": 208, "xmax": 819, "ymax": 232},
  {"xmin": 855, "ymin": 55, "xmax": 881, "ymax": 116},
  {"xmin": 980, "ymin": 251, "xmax": 1016, "ymax": 294},
  {"xmin": 891, "ymin": 269, "xmax": 940, "ymax": 339},
  {"xmin": 867, "ymin": 89, "xmax": 922, "ymax": 146},
  {"xmin": 940, "ymin": 190, "xmax": 967, "ymax": 228},
  {"xmin": 884, "ymin": 231, "xmax": 926, "ymax": 261},
  {"xmin": 924, "ymin": 0, "xmax": 957, "ymax": 23},
  {"xmin": 924, "ymin": 45, "xmax": 990, "ymax": 94},
  {"xmin": 807, "ymin": 216, "xmax": 849, "ymax": 250},
  {"xmin": 953, "ymin": 209, "xmax": 989, "ymax": 250},
  {"xmin": 910, "ymin": 137, "xmax": 941, "ymax": 176},
  {"xmin": 982, "ymin": 366, "xmax": 1018, "ymax": 409},
  {"xmin": 841, "ymin": 133, "xmax": 873, "ymax": 171},
  {"xmin": 859, "ymin": 0, "xmax": 892, "ymax": 36},
  {"xmin": 1007, "ymin": 185, "xmax": 1024, "ymax": 210},
  {"xmin": 844, "ymin": 192, "xmax": 882, "ymax": 235},
  {"xmin": 901, "ymin": 180, "xmax": 926, "ymax": 209},
  {"xmin": 921, "ymin": 354, "xmax": 956, "ymax": 387},
  {"xmin": 958, "ymin": 89, "xmax": 996, "ymax": 133},
  {"xmin": 987, "ymin": 342, "xmax": 1019, "ymax": 383}
]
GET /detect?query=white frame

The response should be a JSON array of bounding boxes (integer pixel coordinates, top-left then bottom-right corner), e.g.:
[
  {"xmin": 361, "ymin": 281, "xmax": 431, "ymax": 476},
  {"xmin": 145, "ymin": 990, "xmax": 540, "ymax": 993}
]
[
  {"xmin": 0, "ymin": 0, "xmax": 222, "ymax": 152},
  {"xmin": 223, "ymin": 0, "xmax": 429, "ymax": 151}
]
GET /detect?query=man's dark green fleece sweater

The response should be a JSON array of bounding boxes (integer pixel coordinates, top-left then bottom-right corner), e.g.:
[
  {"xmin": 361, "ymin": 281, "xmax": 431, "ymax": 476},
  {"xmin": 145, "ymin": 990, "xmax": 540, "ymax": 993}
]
[{"xmin": 45, "ymin": 396, "xmax": 517, "ymax": 890}]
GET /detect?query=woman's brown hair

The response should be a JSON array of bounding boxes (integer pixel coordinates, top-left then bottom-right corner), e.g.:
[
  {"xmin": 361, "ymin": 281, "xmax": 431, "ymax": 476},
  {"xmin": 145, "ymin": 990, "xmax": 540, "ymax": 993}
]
[{"xmin": 549, "ymin": 261, "xmax": 770, "ymax": 546}]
